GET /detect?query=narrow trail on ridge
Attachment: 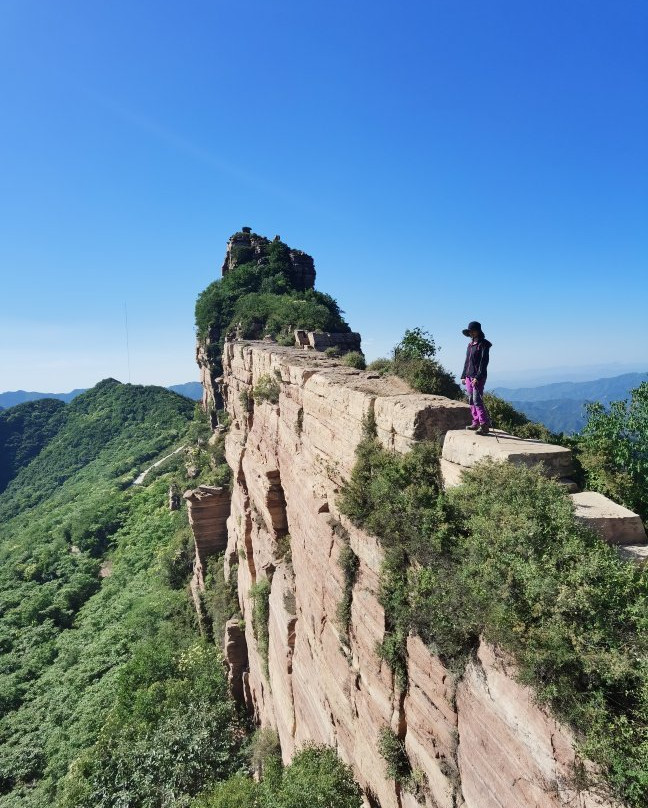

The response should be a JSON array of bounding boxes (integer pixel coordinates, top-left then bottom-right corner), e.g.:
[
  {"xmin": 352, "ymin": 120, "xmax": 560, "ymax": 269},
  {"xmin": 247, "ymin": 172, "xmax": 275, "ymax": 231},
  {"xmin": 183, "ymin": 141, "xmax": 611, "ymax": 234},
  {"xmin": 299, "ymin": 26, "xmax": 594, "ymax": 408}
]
[{"xmin": 132, "ymin": 445, "xmax": 186, "ymax": 486}]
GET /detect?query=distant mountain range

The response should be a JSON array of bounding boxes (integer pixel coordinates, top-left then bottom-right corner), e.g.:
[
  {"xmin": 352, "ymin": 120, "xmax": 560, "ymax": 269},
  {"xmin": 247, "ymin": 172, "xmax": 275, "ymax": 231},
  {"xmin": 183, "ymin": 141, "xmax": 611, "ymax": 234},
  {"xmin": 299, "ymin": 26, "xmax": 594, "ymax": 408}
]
[
  {"xmin": 0, "ymin": 382, "xmax": 203, "ymax": 410},
  {"xmin": 492, "ymin": 372, "xmax": 647, "ymax": 434},
  {"xmin": 4, "ymin": 373, "xmax": 646, "ymax": 435}
]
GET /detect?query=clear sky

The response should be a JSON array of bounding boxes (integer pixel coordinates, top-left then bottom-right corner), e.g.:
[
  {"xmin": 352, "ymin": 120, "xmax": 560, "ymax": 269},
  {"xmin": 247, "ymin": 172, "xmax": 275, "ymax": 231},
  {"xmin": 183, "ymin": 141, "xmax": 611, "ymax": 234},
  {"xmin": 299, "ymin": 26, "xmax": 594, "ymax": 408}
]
[{"xmin": 1, "ymin": 0, "xmax": 646, "ymax": 391}]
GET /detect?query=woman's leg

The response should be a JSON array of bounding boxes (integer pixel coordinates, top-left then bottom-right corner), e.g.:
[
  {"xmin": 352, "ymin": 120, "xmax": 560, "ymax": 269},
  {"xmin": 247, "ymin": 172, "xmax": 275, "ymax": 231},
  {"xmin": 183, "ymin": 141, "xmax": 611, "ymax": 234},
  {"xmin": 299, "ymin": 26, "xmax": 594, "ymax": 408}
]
[
  {"xmin": 465, "ymin": 378, "xmax": 480, "ymax": 425},
  {"xmin": 472, "ymin": 379, "xmax": 491, "ymax": 426}
]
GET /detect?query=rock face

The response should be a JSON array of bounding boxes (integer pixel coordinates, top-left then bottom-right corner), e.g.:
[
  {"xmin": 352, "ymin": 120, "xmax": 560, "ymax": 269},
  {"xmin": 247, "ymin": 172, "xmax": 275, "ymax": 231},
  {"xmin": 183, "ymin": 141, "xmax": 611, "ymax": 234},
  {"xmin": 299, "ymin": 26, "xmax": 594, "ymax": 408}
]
[
  {"xmin": 196, "ymin": 340, "xmax": 223, "ymax": 418},
  {"xmin": 571, "ymin": 491, "xmax": 648, "ymax": 546},
  {"xmin": 294, "ymin": 329, "xmax": 363, "ymax": 352},
  {"xmin": 441, "ymin": 428, "xmax": 577, "ymax": 489},
  {"xmin": 209, "ymin": 340, "xmax": 622, "ymax": 808},
  {"xmin": 221, "ymin": 229, "xmax": 316, "ymax": 292},
  {"xmin": 184, "ymin": 485, "xmax": 230, "ymax": 589}
]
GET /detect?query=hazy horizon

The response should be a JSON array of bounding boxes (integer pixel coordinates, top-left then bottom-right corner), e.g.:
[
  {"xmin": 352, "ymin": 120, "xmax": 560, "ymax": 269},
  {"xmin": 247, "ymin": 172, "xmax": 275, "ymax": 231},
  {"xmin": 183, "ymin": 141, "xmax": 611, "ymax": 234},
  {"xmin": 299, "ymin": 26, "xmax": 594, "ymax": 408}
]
[{"xmin": 1, "ymin": 362, "xmax": 646, "ymax": 399}]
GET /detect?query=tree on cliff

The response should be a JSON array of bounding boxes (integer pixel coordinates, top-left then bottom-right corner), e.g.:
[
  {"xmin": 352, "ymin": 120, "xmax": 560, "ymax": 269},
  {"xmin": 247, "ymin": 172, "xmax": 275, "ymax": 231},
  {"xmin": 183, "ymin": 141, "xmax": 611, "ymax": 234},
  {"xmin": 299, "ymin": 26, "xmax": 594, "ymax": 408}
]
[
  {"xmin": 574, "ymin": 381, "xmax": 648, "ymax": 520},
  {"xmin": 194, "ymin": 744, "xmax": 363, "ymax": 808},
  {"xmin": 368, "ymin": 327, "xmax": 463, "ymax": 399},
  {"xmin": 195, "ymin": 231, "xmax": 350, "ymax": 375}
]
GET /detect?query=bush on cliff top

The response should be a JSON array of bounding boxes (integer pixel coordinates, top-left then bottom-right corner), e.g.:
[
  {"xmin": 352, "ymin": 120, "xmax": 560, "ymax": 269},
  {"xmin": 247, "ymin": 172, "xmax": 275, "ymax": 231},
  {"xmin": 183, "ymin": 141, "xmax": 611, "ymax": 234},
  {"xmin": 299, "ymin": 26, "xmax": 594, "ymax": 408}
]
[
  {"xmin": 339, "ymin": 429, "xmax": 648, "ymax": 806},
  {"xmin": 366, "ymin": 328, "xmax": 463, "ymax": 399},
  {"xmin": 195, "ymin": 237, "xmax": 350, "ymax": 373},
  {"xmin": 483, "ymin": 392, "xmax": 557, "ymax": 441}
]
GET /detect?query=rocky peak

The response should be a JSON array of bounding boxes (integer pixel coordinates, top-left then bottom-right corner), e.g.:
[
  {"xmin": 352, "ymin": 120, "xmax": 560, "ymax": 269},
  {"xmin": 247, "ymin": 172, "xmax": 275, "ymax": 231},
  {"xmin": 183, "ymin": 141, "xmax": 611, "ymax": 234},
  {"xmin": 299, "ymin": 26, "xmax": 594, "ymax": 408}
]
[{"xmin": 221, "ymin": 228, "xmax": 316, "ymax": 292}]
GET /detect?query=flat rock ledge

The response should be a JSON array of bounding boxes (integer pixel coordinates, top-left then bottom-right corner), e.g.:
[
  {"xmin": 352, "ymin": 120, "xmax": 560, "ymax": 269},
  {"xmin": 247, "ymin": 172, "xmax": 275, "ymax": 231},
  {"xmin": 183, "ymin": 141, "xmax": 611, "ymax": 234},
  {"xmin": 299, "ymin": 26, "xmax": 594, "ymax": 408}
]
[
  {"xmin": 441, "ymin": 429, "xmax": 576, "ymax": 487},
  {"xmin": 570, "ymin": 491, "xmax": 648, "ymax": 546}
]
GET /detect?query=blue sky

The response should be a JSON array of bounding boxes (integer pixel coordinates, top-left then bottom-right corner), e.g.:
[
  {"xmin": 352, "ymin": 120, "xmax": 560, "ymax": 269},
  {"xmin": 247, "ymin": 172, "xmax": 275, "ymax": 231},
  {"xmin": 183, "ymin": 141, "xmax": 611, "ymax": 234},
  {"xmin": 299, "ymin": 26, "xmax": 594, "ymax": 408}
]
[{"xmin": 1, "ymin": 0, "xmax": 646, "ymax": 391}]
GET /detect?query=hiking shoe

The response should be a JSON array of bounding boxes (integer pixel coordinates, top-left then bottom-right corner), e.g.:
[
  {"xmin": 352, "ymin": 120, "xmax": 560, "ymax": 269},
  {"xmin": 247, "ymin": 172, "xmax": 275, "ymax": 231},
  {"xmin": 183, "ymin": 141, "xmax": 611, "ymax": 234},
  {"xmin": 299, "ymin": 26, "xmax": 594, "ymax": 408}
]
[
  {"xmin": 466, "ymin": 423, "xmax": 480, "ymax": 430},
  {"xmin": 476, "ymin": 425, "xmax": 490, "ymax": 435}
]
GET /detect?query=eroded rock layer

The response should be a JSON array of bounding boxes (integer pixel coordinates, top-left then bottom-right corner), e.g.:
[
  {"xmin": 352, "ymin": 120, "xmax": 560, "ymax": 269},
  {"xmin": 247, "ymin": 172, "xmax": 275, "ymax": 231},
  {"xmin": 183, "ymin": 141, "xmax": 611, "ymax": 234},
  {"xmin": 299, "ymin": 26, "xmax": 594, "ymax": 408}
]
[{"xmin": 217, "ymin": 341, "xmax": 622, "ymax": 808}]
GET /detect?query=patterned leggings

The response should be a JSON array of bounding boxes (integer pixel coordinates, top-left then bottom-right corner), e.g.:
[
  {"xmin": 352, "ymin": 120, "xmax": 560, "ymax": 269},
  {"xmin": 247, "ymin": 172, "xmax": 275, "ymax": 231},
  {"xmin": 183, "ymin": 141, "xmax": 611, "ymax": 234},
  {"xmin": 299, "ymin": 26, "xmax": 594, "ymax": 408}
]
[{"xmin": 465, "ymin": 378, "xmax": 491, "ymax": 426}]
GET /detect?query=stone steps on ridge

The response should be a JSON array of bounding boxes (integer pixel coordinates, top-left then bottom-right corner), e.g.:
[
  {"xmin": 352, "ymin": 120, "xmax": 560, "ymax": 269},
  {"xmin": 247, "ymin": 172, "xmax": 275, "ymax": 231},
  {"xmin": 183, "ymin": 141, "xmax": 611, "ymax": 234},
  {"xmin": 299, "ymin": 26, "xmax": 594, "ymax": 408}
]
[
  {"xmin": 570, "ymin": 491, "xmax": 648, "ymax": 547},
  {"xmin": 441, "ymin": 428, "xmax": 576, "ymax": 482},
  {"xmin": 440, "ymin": 429, "xmax": 647, "ymax": 558}
]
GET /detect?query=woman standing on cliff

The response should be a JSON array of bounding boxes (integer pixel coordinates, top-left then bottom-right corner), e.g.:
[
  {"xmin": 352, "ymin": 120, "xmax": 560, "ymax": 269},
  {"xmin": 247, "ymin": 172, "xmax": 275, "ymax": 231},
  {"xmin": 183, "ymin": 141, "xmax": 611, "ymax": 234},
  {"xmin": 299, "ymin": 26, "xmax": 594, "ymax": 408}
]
[{"xmin": 461, "ymin": 321, "xmax": 492, "ymax": 435}]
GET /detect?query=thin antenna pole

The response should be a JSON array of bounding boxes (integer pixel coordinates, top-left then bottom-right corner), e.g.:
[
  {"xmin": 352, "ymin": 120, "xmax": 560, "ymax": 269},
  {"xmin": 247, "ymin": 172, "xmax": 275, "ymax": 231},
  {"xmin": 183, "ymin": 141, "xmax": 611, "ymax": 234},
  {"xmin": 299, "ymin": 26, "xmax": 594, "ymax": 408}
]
[{"xmin": 124, "ymin": 302, "xmax": 131, "ymax": 384}]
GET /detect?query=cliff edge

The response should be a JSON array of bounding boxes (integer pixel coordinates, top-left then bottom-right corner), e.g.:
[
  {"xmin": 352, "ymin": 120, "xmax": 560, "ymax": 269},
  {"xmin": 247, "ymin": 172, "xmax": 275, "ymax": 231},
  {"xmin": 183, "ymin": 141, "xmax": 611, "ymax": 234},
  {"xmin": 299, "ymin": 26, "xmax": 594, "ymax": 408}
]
[{"xmin": 203, "ymin": 340, "xmax": 624, "ymax": 808}]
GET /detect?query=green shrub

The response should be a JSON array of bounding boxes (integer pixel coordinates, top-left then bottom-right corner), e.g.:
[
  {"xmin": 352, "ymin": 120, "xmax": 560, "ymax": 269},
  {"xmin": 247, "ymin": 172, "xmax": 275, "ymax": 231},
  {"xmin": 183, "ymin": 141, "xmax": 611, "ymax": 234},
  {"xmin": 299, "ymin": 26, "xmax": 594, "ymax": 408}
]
[
  {"xmin": 385, "ymin": 327, "xmax": 463, "ymax": 398},
  {"xmin": 204, "ymin": 556, "xmax": 240, "ymax": 642},
  {"xmin": 342, "ymin": 351, "xmax": 366, "ymax": 370},
  {"xmin": 483, "ymin": 393, "xmax": 556, "ymax": 441},
  {"xmin": 275, "ymin": 745, "xmax": 362, "ymax": 808},
  {"xmin": 248, "ymin": 727, "xmax": 281, "ymax": 777},
  {"xmin": 195, "ymin": 744, "xmax": 362, "ymax": 808},
  {"xmin": 378, "ymin": 727, "xmax": 413, "ymax": 787},
  {"xmin": 239, "ymin": 389, "xmax": 252, "ymax": 413},
  {"xmin": 276, "ymin": 332, "xmax": 295, "ymax": 347},
  {"xmin": 250, "ymin": 579, "xmax": 272, "ymax": 678},
  {"xmin": 325, "ymin": 346, "xmax": 340, "ymax": 358},
  {"xmin": 574, "ymin": 382, "xmax": 648, "ymax": 521},
  {"xmin": 339, "ymin": 433, "xmax": 648, "ymax": 806},
  {"xmin": 336, "ymin": 542, "xmax": 359, "ymax": 638},
  {"xmin": 394, "ymin": 328, "xmax": 437, "ymax": 360},
  {"xmin": 393, "ymin": 354, "xmax": 462, "ymax": 398},
  {"xmin": 367, "ymin": 358, "xmax": 392, "ymax": 374},
  {"xmin": 193, "ymin": 774, "xmax": 263, "ymax": 808},
  {"xmin": 253, "ymin": 375, "xmax": 280, "ymax": 405},
  {"xmin": 276, "ymin": 533, "xmax": 292, "ymax": 563}
]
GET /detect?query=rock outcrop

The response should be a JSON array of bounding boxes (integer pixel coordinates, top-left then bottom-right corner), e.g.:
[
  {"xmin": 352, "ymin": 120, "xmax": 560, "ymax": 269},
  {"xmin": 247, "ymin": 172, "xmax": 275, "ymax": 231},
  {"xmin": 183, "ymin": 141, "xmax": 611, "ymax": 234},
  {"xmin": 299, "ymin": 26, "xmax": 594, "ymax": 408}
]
[
  {"xmin": 294, "ymin": 329, "xmax": 363, "ymax": 352},
  {"xmin": 196, "ymin": 340, "xmax": 223, "ymax": 418},
  {"xmin": 221, "ymin": 228, "xmax": 316, "ymax": 292},
  {"xmin": 570, "ymin": 491, "xmax": 647, "ymax": 546},
  {"xmin": 198, "ymin": 340, "xmax": 625, "ymax": 808},
  {"xmin": 184, "ymin": 484, "xmax": 230, "ymax": 590},
  {"xmin": 441, "ymin": 428, "xmax": 577, "ymax": 490}
]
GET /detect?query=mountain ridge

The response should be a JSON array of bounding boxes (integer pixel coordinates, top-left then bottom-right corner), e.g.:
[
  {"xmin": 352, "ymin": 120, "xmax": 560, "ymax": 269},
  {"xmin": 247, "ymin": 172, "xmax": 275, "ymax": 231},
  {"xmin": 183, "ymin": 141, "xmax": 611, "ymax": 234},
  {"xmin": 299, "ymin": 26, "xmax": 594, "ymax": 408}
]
[
  {"xmin": 492, "ymin": 371, "xmax": 647, "ymax": 403},
  {"xmin": 492, "ymin": 371, "xmax": 647, "ymax": 433},
  {"xmin": 0, "ymin": 381, "xmax": 203, "ymax": 409}
]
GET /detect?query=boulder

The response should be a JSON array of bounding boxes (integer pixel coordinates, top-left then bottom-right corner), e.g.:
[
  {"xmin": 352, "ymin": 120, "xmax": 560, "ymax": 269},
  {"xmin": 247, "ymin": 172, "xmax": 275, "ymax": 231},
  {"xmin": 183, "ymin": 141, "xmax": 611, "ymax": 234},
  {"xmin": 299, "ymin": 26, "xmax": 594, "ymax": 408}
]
[{"xmin": 570, "ymin": 491, "xmax": 647, "ymax": 546}]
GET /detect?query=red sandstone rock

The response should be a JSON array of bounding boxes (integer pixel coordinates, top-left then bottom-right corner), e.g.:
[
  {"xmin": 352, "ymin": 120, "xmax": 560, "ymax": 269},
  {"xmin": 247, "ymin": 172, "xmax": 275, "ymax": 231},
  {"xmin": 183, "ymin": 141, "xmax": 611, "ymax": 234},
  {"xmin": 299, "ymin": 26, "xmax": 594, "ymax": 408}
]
[{"xmin": 208, "ymin": 341, "xmax": 624, "ymax": 808}]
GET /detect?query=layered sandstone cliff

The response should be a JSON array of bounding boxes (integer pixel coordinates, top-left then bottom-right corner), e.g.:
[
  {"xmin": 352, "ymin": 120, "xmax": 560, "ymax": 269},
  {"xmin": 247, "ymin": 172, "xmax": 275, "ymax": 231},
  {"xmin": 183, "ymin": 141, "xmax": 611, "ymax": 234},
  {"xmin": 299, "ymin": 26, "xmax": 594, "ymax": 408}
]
[{"xmin": 209, "ymin": 340, "xmax": 622, "ymax": 808}]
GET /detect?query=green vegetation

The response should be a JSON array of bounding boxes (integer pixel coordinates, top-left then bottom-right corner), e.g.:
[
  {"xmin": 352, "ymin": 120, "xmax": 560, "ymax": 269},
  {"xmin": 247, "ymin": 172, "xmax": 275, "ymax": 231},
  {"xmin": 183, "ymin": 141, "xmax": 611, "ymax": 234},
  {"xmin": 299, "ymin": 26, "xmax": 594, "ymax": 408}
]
[
  {"xmin": 181, "ymin": 422, "xmax": 232, "ymax": 491},
  {"xmin": 57, "ymin": 639, "xmax": 241, "ymax": 808},
  {"xmin": 202, "ymin": 555, "xmax": 241, "ymax": 642},
  {"xmin": 195, "ymin": 233, "xmax": 350, "ymax": 375},
  {"xmin": 339, "ymin": 422, "xmax": 648, "ymax": 805},
  {"xmin": 0, "ymin": 380, "xmax": 248, "ymax": 806},
  {"xmin": 0, "ymin": 398, "xmax": 66, "ymax": 493},
  {"xmin": 239, "ymin": 389, "xmax": 253, "ymax": 414},
  {"xmin": 335, "ymin": 523, "xmax": 359, "ymax": 639},
  {"xmin": 252, "ymin": 374, "xmax": 280, "ymax": 405},
  {"xmin": 483, "ymin": 392, "xmax": 557, "ymax": 441},
  {"xmin": 342, "ymin": 351, "xmax": 366, "ymax": 370},
  {"xmin": 250, "ymin": 579, "xmax": 272, "ymax": 679},
  {"xmin": 194, "ymin": 744, "xmax": 362, "ymax": 808},
  {"xmin": 0, "ymin": 379, "xmax": 194, "ymax": 522},
  {"xmin": 574, "ymin": 381, "xmax": 648, "ymax": 521},
  {"xmin": 367, "ymin": 328, "xmax": 462, "ymax": 398},
  {"xmin": 377, "ymin": 727, "xmax": 421, "ymax": 795},
  {"xmin": 0, "ymin": 375, "xmax": 364, "ymax": 806}
]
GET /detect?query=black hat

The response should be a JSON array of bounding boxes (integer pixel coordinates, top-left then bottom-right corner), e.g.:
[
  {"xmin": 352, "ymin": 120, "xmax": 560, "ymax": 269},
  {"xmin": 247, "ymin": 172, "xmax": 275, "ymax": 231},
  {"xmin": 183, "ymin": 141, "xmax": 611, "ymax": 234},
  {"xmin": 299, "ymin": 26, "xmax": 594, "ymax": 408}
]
[{"xmin": 462, "ymin": 321, "xmax": 482, "ymax": 337}]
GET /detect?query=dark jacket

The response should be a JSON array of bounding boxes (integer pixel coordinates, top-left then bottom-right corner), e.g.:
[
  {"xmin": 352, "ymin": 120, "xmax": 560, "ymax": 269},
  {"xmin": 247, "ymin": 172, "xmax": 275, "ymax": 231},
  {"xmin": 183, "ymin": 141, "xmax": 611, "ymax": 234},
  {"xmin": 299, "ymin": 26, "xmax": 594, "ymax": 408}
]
[{"xmin": 461, "ymin": 337, "xmax": 492, "ymax": 382}]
